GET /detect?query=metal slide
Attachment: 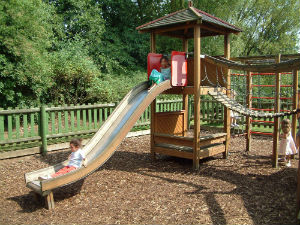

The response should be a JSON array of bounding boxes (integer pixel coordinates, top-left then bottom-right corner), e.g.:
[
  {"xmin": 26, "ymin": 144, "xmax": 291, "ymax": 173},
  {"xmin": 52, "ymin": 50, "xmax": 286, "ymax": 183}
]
[{"xmin": 25, "ymin": 81, "xmax": 171, "ymax": 195}]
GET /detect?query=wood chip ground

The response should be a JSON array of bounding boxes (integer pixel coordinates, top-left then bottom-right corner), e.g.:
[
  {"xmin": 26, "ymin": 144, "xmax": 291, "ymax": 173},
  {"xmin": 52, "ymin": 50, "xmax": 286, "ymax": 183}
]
[{"xmin": 0, "ymin": 130, "xmax": 298, "ymax": 224}]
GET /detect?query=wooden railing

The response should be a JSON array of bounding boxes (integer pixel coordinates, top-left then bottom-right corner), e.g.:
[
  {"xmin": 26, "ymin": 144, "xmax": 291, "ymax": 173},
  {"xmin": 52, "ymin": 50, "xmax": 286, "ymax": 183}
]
[
  {"xmin": 0, "ymin": 98, "xmax": 294, "ymax": 155},
  {"xmin": 0, "ymin": 99, "xmax": 183, "ymax": 153}
]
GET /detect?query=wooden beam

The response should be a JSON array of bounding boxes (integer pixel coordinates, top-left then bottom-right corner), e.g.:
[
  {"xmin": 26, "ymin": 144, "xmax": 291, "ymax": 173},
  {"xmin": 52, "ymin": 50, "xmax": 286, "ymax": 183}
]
[
  {"xmin": 45, "ymin": 192, "xmax": 55, "ymax": 210},
  {"xmin": 154, "ymin": 143, "xmax": 225, "ymax": 160},
  {"xmin": 162, "ymin": 86, "xmax": 226, "ymax": 95},
  {"xmin": 182, "ymin": 38, "xmax": 188, "ymax": 52},
  {"xmin": 182, "ymin": 38, "xmax": 189, "ymax": 136},
  {"xmin": 231, "ymin": 53, "xmax": 300, "ymax": 61},
  {"xmin": 223, "ymin": 34, "xmax": 231, "ymax": 159},
  {"xmin": 272, "ymin": 54, "xmax": 281, "ymax": 168},
  {"xmin": 246, "ymin": 70, "xmax": 252, "ymax": 151},
  {"xmin": 198, "ymin": 144, "xmax": 225, "ymax": 158},
  {"xmin": 204, "ymin": 55, "xmax": 300, "ymax": 73},
  {"xmin": 200, "ymin": 24, "xmax": 226, "ymax": 35},
  {"xmin": 154, "ymin": 146, "xmax": 193, "ymax": 159},
  {"xmin": 154, "ymin": 134, "xmax": 193, "ymax": 147},
  {"xmin": 150, "ymin": 32, "xmax": 156, "ymax": 160},
  {"xmin": 158, "ymin": 32, "xmax": 186, "ymax": 39},
  {"xmin": 154, "ymin": 133, "xmax": 226, "ymax": 148},
  {"xmin": 193, "ymin": 25, "xmax": 201, "ymax": 170},
  {"xmin": 153, "ymin": 23, "xmax": 196, "ymax": 35},
  {"xmin": 292, "ymin": 70, "xmax": 298, "ymax": 140}
]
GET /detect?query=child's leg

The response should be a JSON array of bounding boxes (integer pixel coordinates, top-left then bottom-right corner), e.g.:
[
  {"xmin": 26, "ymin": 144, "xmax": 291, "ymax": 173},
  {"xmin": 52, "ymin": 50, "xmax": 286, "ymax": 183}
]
[{"xmin": 51, "ymin": 166, "xmax": 76, "ymax": 178}]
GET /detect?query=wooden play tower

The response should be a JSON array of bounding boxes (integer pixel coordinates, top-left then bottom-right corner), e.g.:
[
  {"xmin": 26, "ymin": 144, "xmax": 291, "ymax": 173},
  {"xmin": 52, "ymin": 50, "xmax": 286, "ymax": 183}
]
[{"xmin": 137, "ymin": 2, "xmax": 242, "ymax": 169}]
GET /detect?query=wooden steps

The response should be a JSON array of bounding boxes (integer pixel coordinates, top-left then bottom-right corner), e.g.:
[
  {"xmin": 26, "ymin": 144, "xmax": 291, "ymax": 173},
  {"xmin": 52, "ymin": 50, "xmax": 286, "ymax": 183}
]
[
  {"xmin": 154, "ymin": 143, "xmax": 225, "ymax": 159},
  {"xmin": 153, "ymin": 133, "xmax": 226, "ymax": 160}
]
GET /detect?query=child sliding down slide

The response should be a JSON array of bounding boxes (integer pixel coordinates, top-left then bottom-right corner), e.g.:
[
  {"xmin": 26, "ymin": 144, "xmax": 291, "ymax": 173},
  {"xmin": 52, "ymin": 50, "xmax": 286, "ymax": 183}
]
[
  {"xmin": 39, "ymin": 139, "xmax": 86, "ymax": 180},
  {"xmin": 148, "ymin": 56, "xmax": 171, "ymax": 90}
]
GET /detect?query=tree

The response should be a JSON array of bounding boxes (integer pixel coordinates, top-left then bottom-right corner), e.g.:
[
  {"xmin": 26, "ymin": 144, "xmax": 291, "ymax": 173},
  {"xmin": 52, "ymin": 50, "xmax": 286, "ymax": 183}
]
[
  {"xmin": 192, "ymin": 0, "xmax": 300, "ymax": 56},
  {"xmin": 0, "ymin": 0, "xmax": 55, "ymax": 107}
]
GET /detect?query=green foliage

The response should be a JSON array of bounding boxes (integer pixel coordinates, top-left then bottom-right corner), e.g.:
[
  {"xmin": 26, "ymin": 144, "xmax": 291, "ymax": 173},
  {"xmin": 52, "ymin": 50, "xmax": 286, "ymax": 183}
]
[
  {"xmin": 47, "ymin": 40, "xmax": 102, "ymax": 105},
  {"xmin": 89, "ymin": 71, "xmax": 146, "ymax": 103},
  {"xmin": 192, "ymin": 0, "xmax": 300, "ymax": 56},
  {"xmin": 0, "ymin": 0, "xmax": 299, "ymax": 108},
  {"xmin": 0, "ymin": 0, "xmax": 55, "ymax": 108}
]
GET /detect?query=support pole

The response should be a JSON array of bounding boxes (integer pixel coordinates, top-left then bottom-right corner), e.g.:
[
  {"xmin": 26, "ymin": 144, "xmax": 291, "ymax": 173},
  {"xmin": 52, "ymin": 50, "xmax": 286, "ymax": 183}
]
[
  {"xmin": 150, "ymin": 32, "xmax": 156, "ymax": 159},
  {"xmin": 193, "ymin": 25, "xmax": 201, "ymax": 170},
  {"xmin": 45, "ymin": 192, "xmax": 55, "ymax": 210},
  {"xmin": 182, "ymin": 38, "xmax": 189, "ymax": 136},
  {"xmin": 223, "ymin": 34, "xmax": 231, "ymax": 158},
  {"xmin": 295, "ymin": 70, "xmax": 300, "ymax": 215},
  {"xmin": 292, "ymin": 70, "xmax": 298, "ymax": 140},
  {"xmin": 272, "ymin": 54, "xmax": 281, "ymax": 168},
  {"xmin": 246, "ymin": 71, "xmax": 252, "ymax": 151},
  {"xmin": 40, "ymin": 105, "xmax": 47, "ymax": 155}
]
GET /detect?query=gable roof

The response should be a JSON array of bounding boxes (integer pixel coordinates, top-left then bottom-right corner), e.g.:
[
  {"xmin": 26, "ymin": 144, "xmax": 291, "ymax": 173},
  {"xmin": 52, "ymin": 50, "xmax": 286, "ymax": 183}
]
[{"xmin": 136, "ymin": 7, "xmax": 242, "ymax": 37}]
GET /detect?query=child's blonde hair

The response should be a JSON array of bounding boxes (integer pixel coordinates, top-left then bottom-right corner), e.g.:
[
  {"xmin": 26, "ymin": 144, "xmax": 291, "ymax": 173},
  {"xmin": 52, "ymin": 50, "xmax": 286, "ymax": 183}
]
[{"xmin": 281, "ymin": 119, "xmax": 290, "ymax": 126}]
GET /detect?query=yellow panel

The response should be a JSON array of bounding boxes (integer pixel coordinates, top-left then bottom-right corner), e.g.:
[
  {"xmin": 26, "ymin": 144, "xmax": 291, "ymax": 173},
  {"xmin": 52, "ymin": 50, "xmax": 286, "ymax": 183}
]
[{"xmin": 154, "ymin": 111, "xmax": 185, "ymax": 136}]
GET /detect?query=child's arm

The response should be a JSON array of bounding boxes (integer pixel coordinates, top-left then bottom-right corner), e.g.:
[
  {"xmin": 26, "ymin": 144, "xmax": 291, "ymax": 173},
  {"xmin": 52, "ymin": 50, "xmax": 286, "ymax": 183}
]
[
  {"xmin": 80, "ymin": 151, "xmax": 87, "ymax": 167},
  {"xmin": 82, "ymin": 158, "xmax": 87, "ymax": 167}
]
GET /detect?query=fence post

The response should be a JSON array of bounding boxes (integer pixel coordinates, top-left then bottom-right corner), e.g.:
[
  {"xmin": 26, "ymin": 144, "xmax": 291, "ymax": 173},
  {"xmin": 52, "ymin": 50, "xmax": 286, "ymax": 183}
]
[
  {"xmin": 0, "ymin": 108, "xmax": 4, "ymax": 141},
  {"xmin": 40, "ymin": 105, "xmax": 48, "ymax": 155}
]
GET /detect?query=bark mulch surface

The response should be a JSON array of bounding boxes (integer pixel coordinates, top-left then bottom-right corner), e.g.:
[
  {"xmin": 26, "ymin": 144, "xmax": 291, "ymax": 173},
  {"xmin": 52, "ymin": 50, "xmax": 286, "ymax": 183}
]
[{"xmin": 0, "ymin": 131, "xmax": 299, "ymax": 225}]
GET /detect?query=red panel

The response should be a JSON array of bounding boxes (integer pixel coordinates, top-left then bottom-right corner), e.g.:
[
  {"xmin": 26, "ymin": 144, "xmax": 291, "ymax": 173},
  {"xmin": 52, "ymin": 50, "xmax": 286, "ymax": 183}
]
[
  {"xmin": 171, "ymin": 51, "xmax": 187, "ymax": 87},
  {"xmin": 147, "ymin": 53, "xmax": 162, "ymax": 79}
]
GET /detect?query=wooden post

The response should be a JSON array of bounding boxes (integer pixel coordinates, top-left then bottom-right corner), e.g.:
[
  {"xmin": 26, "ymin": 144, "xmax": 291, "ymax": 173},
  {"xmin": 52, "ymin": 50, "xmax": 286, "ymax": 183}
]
[
  {"xmin": 292, "ymin": 70, "xmax": 298, "ymax": 140},
  {"xmin": 182, "ymin": 38, "xmax": 189, "ymax": 136},
  {"xmin": 193, "ymin": 25, "xmax": 201, "ymax": 170},
  {"xmin": 182, "ymin": 38, "xmax": 188, "ymax": 53},
  {"xmin": 272, "ymin": 54, "xmax": 281, "ymax": 168},
  {"xmin": 246, "ymin": 70, "xmax": 252, "ymax": 151},
  {"xmin": 223, "ymin": 34, "xmax": 231, "ymax": 158},
  {"xmin": 45, "ymin": 192, "xmax": 55, "ymax": 210},
  {"xmin": 297, "ymin": 158, "xmax": 300, "ymax": 217},
  {"xmin": 40, "ymin": 105, "xmax": 48, "ymax": 155},
  {"xmin": 150, "ymin": 32, "xmax": 156, "ymax": 159}
]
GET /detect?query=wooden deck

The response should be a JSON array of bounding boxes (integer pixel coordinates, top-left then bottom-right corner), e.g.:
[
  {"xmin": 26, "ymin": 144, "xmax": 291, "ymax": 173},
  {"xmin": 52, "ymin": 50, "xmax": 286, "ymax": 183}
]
[
  {"xmin": 162, "ymin": 86, "xmax": 226, "ymax": 95},
  {"xmin": 153, "ymin": 133, "xmax": 226, "ymax": 160}
]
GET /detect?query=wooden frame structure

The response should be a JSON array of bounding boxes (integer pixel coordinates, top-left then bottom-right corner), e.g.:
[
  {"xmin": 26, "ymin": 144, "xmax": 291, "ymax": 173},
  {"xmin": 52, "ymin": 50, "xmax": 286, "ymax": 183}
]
[
  {"xmin": 230, "ymin": 54, "xmax": 299, "ymax": 167},
  {"xmin": 206, "ymin": 54, "xmax": 300, "ymax": 168},
  {"xmin": 137, "ymin": 2, "xmax": 242, "ymax": 169}
]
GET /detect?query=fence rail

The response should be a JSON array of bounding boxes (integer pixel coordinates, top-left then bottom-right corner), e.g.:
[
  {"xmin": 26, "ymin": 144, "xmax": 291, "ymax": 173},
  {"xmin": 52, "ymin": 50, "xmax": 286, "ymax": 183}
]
[{"xmin": 0, "ymin": 97, "xmax": 294, "ymax": 155}]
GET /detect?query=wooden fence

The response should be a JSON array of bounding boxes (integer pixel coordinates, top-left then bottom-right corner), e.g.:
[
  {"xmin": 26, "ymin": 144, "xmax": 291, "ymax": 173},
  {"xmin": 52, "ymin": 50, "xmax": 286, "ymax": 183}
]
[
  {"xmin": 0, "ymin": 99, "xmax": 183, "ymax": 154},
  {"xmin": 0, "ymin": 98, "xmax": 294, "ymax": 156}
]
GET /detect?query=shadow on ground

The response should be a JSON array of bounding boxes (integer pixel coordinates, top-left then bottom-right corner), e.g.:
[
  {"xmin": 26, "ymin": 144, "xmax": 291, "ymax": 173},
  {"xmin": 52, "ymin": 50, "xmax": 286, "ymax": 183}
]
[
  {"xmin": 11, "ymin": 147, "xmax": 298, "ymax": 225},
  {"xmin": 8, "ymin": 179, "xmax": 85, "ymax": 213},
  {"xmin": 104, "ymin": 150, "xmax": 298, "ymax": 225}
]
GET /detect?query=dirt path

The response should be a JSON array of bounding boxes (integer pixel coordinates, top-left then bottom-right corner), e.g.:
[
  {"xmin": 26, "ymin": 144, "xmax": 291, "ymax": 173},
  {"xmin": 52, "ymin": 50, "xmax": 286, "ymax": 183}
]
[{"xmin": 0, "ymin": 133, "xmax": 298, "ymax": 225}]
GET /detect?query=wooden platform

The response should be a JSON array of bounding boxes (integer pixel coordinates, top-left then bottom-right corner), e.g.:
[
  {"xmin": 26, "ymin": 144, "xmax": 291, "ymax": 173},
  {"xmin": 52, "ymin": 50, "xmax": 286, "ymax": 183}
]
[
  {"xmin": 153, "ymin": 133, "xmax": 226, "ymax": 160},
  {"xmin": 162, "ymin": 86, "xmax": 225, "ymax": 95}
]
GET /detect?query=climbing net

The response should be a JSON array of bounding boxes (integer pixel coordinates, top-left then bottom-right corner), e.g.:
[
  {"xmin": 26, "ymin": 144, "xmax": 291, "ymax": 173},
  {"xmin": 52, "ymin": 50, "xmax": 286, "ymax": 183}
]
[{"xmin": 201, "ymin": 59, "xmax": 298, "ymax": 136}]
